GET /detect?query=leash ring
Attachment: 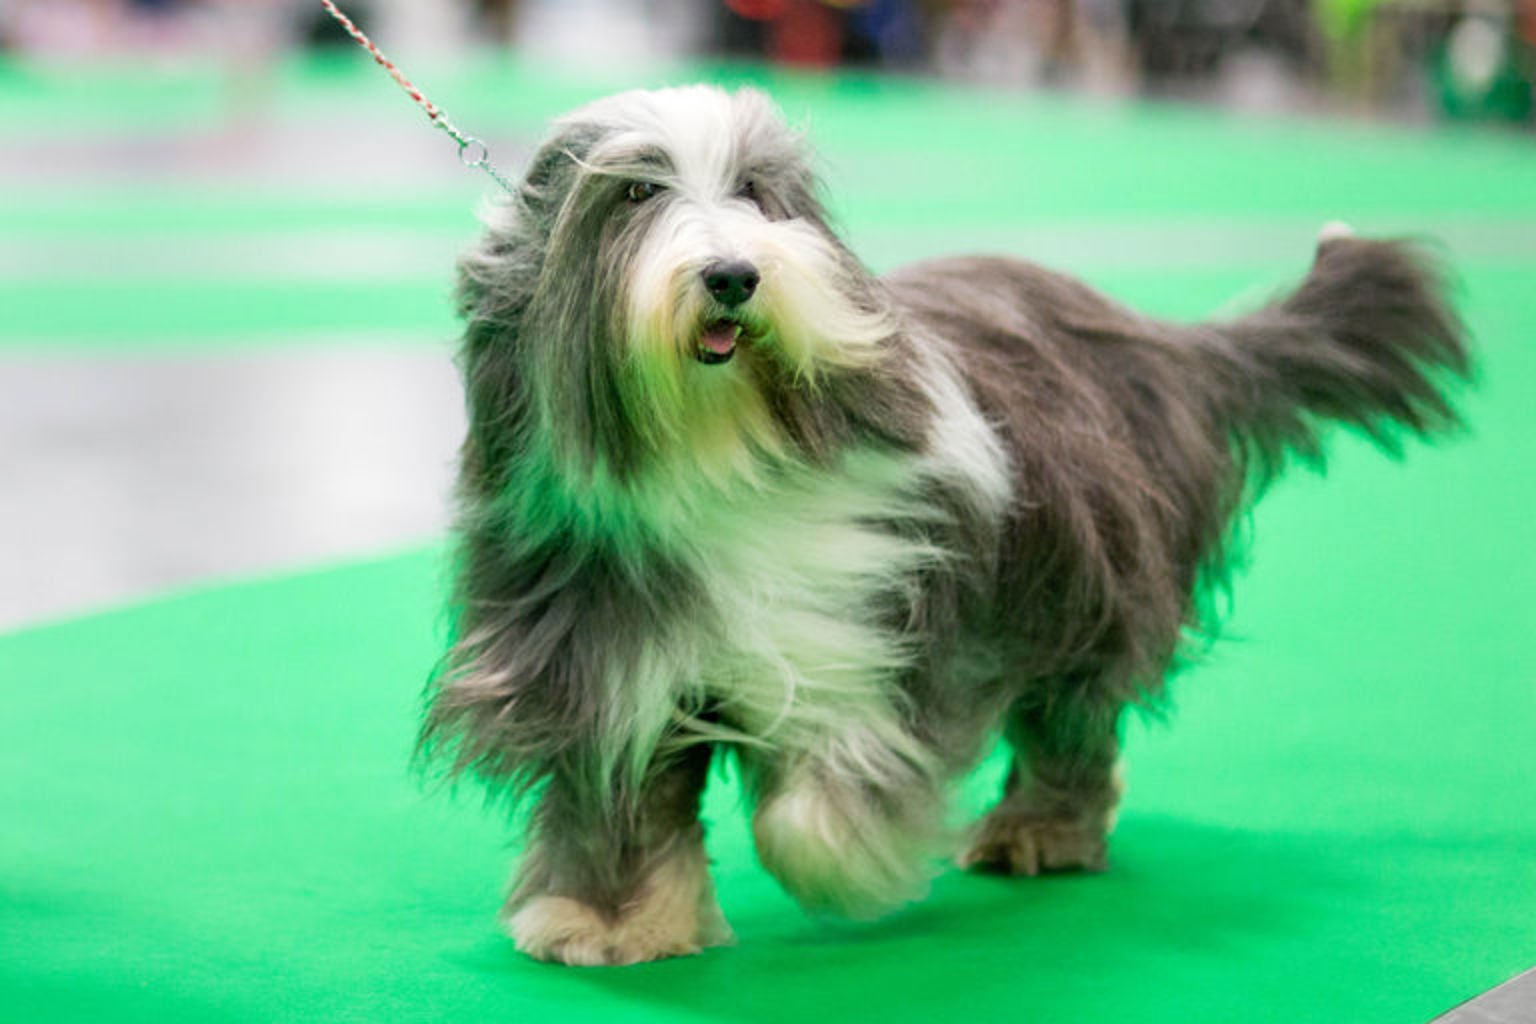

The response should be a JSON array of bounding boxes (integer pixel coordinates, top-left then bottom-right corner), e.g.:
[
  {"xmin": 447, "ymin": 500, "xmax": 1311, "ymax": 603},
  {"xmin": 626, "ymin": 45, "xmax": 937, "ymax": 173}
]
[{"xmin": 458, "ymin": 137, "xmax": 490, "ymax": 170}]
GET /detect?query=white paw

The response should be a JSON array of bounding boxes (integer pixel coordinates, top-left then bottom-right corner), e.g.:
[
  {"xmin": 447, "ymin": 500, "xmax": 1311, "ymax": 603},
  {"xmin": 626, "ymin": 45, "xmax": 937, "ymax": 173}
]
[
  {"xmin": 753, "ymin": 778, "xmax": 938, "ymax": 919},
  {"xmin": 507, "ymin": 852, "xmax": 732, "ymax": 966}
]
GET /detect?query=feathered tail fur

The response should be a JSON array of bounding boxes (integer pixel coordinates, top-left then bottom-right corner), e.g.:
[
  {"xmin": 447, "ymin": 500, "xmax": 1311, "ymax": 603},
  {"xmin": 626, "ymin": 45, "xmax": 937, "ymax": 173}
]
[{"xmin": 1202, "ymin": 233, "xmax": 1472, "ymax": 478}]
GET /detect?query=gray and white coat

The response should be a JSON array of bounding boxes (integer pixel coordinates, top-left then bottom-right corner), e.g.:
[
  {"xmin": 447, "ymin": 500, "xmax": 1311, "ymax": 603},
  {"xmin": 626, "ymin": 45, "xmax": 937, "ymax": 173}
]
[{"xmin": 421, "ymin": 86, "xmax": 1470, "ymax": 966}]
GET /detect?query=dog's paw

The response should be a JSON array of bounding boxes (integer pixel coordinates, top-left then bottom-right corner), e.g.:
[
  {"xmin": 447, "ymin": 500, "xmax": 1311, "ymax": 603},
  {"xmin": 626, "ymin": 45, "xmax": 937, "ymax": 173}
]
[
  {"xmin": 506, "ymin": 853, "xmax": 733, "ymax": 967},
  {"xmin": 959, "ymin": 813, "xmax": 1108, "ymax": 877},
  {"xmin": 508, "ymin": 895, "xmax": 726, "ymax": 966},
  {"xmin": 753, "ymin": 777, "xmax": 938, "ymax": 919}
]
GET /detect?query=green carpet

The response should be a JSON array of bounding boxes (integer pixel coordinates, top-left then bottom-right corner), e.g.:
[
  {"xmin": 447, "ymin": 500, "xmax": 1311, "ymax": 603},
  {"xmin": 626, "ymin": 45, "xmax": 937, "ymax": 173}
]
[{"xmin": 3, "ymin": 53, "xmax": 1533, "ymax": 1023}]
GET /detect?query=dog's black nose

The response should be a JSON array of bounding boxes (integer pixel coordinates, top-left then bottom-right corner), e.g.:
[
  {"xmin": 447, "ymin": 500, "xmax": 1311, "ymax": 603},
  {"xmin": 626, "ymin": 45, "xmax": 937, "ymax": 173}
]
[{"xmin": 702, "ymin": 260, "xmax": 760, "ymax": 307}]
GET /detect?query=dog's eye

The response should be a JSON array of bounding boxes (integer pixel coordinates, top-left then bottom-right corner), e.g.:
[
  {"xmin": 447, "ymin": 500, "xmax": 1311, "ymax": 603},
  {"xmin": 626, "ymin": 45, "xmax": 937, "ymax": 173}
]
[
  {"xmin": 736, "ymin": 179, "xmax": 760, "ymax": 205},
  {"xmin": 625, "ymin": 181, "xmax": 663, "ymax": 203}
]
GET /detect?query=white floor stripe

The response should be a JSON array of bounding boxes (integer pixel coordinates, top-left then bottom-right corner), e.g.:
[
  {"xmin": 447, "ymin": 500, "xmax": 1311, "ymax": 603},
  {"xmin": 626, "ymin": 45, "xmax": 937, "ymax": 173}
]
[
  {"xmin": 2, "ymin": 218, "xmax": 1531, "ymax": 283},
  {"xmin": 0, "ymin": 348, "xmax": 464, "ymax": 631}
]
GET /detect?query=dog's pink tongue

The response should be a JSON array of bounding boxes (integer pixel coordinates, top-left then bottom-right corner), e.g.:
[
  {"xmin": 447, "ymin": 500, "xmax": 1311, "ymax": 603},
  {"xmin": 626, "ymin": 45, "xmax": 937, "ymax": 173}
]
[{"xmin": 699, "ymin": 322, "xmax": 739, "ymax": 355}]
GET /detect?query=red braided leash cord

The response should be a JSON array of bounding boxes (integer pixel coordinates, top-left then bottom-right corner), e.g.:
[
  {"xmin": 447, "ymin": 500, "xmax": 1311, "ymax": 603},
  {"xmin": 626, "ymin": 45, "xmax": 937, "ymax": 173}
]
[{"xmin": 319, "ymin": 0, "xmax": 515, "ymax": 194}]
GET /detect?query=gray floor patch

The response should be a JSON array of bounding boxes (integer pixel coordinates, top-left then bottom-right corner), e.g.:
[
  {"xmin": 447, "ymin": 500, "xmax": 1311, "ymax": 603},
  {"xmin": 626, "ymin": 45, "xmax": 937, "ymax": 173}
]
[
  {"xmin": 1434, "ymin": 968, "xmax": 1536, "ymax": 1023},
  {"xmin": 0, "ymin": 348, "xmax": 464, "ymax": 629}
]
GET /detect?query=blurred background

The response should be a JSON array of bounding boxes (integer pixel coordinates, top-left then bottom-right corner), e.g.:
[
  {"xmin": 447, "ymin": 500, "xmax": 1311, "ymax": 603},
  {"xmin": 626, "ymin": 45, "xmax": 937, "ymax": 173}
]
[
  {"xmin": 7, "ymin": 0, "xmax": 1536, "ymax": 118},
  {"xmin": 2, "ymin": 0, "xmax": 1533, "ymax": 631}
]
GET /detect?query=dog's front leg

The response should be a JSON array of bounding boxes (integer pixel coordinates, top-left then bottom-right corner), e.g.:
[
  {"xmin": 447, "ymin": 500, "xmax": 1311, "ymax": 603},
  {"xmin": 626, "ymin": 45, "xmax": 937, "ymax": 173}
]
[
  {"xmin": 506, "ymin": 743, "xmax": 732, "ymax": 966},
  {"xmin": 749, "ymin": 728, "xmax": 948, "ymax": 920}
]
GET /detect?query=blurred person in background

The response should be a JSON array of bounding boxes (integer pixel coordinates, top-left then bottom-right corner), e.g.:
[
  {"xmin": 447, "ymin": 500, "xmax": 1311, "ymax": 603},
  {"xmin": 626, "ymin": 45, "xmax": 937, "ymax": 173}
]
[
  {"xmin": 7, "ymin": 0, "xmax": 124, "ymax": 56},
  {"xmin": 1434, "ymin": 0, "xmax": 1533, "ymax": 123},
  {"xmin": 472, "ymin": 0, "xmax": 522, "ymax": 46},
  {"xmin": 714, "ymin": 0, "xmax": 894, "ymax": 66}
]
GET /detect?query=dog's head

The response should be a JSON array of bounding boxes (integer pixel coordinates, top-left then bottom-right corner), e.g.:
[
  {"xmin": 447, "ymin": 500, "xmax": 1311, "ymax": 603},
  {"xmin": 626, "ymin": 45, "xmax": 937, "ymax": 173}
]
[{"xmin": 458, "ymin": 86, "xmax": 899, "ymax": 487}]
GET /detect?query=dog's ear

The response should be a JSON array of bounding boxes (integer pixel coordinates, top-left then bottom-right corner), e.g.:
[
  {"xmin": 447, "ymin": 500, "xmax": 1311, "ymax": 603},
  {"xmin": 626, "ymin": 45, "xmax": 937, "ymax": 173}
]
[
  {"xmin": 454, "ymin": 227, "xmax": 513, "ymax": 326},
  {"xmin": 453, "ymin": 120, "xmax": 616, "ymax": 481},
  {"xmin": 455, "ymin": 123, "xmax": 605, "ymax": 326}
]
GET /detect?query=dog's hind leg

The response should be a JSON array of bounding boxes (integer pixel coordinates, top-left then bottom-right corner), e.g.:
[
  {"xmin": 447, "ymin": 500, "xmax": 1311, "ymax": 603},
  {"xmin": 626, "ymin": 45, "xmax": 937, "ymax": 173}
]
[
  {"xmin": 505, "ymin": 743, "xmax": 733, "ymax": 966},
  {"xmin": 961, "ymin": 687, "xmax": 1124, "ymax": 876}
]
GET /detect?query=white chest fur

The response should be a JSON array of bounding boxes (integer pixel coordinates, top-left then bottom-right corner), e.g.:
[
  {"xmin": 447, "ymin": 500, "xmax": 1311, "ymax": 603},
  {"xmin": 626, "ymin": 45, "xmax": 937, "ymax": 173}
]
[
  {"xmin": 691, "ymin": 449, "xmax": 940, "ymax": 746},
  {"xmin": 588, "ymin": 347, "xmax": 1011, "ymax": 786}
]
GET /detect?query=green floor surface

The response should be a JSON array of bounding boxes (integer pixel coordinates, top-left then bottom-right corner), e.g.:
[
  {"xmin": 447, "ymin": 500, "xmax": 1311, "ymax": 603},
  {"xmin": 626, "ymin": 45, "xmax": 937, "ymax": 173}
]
[{"xmin": 2, "ymin": 410, "xmax": 1534, "ymax": 1023}]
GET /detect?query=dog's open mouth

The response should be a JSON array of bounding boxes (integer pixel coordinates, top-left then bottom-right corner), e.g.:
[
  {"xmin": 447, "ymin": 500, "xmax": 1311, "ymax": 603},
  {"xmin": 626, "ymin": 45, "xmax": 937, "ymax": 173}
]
[{"xmin": 695, "ymin": 319, "xmax": 743, "ymax": 365}]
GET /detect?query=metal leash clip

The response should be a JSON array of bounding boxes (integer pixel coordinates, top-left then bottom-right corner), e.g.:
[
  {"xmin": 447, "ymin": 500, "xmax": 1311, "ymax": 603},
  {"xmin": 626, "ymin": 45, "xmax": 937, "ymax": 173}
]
[{"xmin": 320, "ymin": 0, "xmax": 517, "ymax": 196}]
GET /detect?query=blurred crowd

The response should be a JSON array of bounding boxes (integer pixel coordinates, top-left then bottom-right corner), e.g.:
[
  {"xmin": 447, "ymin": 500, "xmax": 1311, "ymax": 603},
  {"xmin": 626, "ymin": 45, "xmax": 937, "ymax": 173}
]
[{"xmin": 2, "ymin": 0, "xmax": 1533, "ymax": 125}]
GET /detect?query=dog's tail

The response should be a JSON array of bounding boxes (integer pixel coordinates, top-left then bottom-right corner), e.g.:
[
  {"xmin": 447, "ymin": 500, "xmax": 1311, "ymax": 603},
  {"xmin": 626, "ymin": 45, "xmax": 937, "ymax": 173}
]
[{"xmin": 1198, "ymin": 227, "xmax": 1472, "ymax": 480}]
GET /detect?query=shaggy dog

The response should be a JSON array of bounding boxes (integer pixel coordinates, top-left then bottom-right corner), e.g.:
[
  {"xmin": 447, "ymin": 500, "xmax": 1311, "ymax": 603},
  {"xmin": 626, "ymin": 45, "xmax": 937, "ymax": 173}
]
[{"xmin": 422, "ymin": 85, "xmax": 1469, "ymax": 965}]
